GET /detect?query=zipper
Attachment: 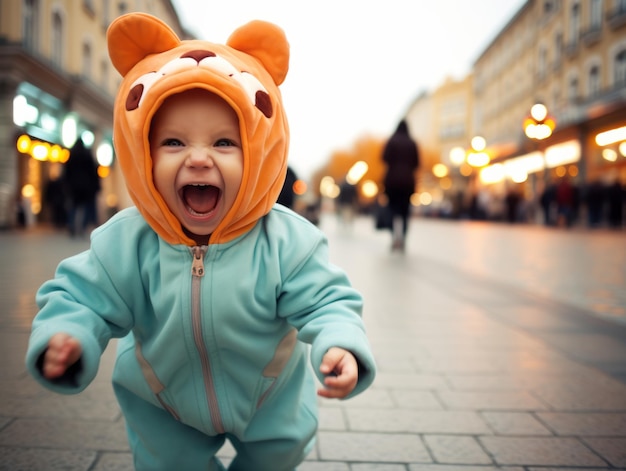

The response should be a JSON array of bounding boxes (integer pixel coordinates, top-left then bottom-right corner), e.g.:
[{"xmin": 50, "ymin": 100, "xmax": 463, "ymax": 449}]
[{"xmin": 190, "ymin": 246, "xmax": 225, "ymax": 434}]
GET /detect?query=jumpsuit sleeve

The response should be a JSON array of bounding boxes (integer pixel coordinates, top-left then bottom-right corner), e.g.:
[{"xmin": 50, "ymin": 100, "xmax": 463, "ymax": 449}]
[
  {"xmin": 25, "ymin": 246, "xmax": 135, "ymax": 395},
  {"xmin": 277, "ymin": 229, "xmax": 376, "ymax": 399}
]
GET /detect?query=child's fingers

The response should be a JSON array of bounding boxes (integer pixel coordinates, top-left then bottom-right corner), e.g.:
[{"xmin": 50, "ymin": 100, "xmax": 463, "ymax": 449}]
[{"xmin": 43, "ymin": 334, "xmax": 82, "ymax": 379}]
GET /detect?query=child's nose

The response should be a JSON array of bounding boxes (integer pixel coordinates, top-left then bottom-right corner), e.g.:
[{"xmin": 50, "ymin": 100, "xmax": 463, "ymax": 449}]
[{"xmin": 186, "ymin": 147, "xmax": 214, "ymax": 168}]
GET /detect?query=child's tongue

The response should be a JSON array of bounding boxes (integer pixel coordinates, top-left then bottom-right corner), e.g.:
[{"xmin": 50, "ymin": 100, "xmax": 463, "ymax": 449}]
[{"xmin": 183, "ymin": 185, "xmax": 219, "ymax": 214}]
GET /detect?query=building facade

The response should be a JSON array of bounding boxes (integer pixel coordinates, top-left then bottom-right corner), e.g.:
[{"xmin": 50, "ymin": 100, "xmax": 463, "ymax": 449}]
[
  {"xmin": 0, "ymin": 0, "xmax": 187, "ymax": 228},
  {"xmin": 406, "ymin": 0, "xmax": 626, "ymax": 223}
]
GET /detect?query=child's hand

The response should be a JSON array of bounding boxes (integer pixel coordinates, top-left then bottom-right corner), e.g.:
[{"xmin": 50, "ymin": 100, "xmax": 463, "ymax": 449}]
[
  {"xmin": 318, "ymin": 347, "xmax": 358, "ymax": 399},
  {"xmin": 43, "ymin": 333, "xmax": 82, "ymax": 379}
]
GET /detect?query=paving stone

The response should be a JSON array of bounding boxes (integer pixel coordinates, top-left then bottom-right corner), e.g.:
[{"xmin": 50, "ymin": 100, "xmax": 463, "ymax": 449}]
[
  {"xmin": 299, "ymin": 462, "xmax": 349, "ymax": 471},
  {"xmin": 583, "ymin": 437, "xmax": 626, "ymax": 467},
  {"xmin": 91, "ymin": 452, "xmax": 134, "ymax": 471},
  {"xmin": 0, "ymin": 393, "xmax": 121, "ymax": 421},
  {"xmin": 423, "ymin": 435, "xmax": 492, "ymax": 464},
  {"xmin": 533, "ymin": 387, "xmax": 626, "ymax": 411},
  {"xmin": 481, "ymin": 412, "xmax": 552, "ymax": 435},
  {"xmin": 0, "ymin": 418, "xmax": 129, "ymax": 451},
  {"xmin": 409, "ymin": 466, "xmax": 524, "ymax": 471},
  {"xmin": 320, "ymin": 388, "xmax": 395, "ymax": 409},
  {"xmin": 0, "ymin": 446, "xmax": 96, "ymax": 471},
  {"xmin": 480, "ymin": 436, "xmax": 607, "ymax": 466},
  {"xmin": 372, "ymin": 372, "xmax": 450, "ymax": 390},
  {"xmin": 537, "ymin": 412, "xmax": 626, "ymax": 436},
  {"xmin": 317, "ymin": 431, "xmax": 430, "ymax": 463},
  {"xmin": 437, "ymin": 391, "xmax": 548, "ymax": 411},
  {"xmin": 345, "ymin": 409, "xmax": 491, "ymax": 434},
  {"xmin": 390, "ymin": 390, "xmax": 445, "ymax": 410},
  {"xmin": 318, "ymin": 406, "xmax": 348, "ymax": 431},
  {"xmin": 350, "ymin": 464, "xmax": 408, "ymax": 471}
]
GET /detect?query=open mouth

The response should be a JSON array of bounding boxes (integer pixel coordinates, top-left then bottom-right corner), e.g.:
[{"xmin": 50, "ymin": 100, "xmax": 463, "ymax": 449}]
[{"xmin": 181, "ymin": 184, "xmax": 220, "ymax": 216}]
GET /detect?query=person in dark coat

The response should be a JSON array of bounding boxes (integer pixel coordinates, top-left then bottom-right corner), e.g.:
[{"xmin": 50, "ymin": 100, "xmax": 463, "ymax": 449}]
[
  {"xmin": 606, "ymin": 180, "xmax": 625, "ymax": 229},
  {"xmin": 63, "ymin": 138, "xmax": 100, "ymax": 237},
  {"xmin": 277, "ymin": 166, "xmax": 298, "ymax": 209},
  {"xmin": 382, "ymin": 120, "xmax": 419, "ymax": 251}
]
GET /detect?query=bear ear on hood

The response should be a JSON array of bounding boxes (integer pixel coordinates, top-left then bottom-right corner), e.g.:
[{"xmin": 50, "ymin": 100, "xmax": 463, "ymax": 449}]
[
  {"xmin": 107, "ymin": 13, "xmax": 181, "ymax": 77},
  {"xmin": 227, "ymin": 20, "xmax": 290, "ymax": 86}
]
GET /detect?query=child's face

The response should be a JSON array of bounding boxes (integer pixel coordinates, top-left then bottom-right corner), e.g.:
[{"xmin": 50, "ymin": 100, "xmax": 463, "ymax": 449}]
[{"xmin": 150, "ymin": 89, "xmax": 243, "ymax": 243}]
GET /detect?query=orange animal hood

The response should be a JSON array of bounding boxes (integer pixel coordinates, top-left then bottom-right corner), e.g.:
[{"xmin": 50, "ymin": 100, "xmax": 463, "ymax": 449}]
[{"xmin": 107, "ymin": 13, "xmax": 290, "ymax": 245}]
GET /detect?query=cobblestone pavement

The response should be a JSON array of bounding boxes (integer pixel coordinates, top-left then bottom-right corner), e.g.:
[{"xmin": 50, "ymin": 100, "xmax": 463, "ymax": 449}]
[{"xmin": 1, "ymin": 215, "xmax": 625, "ymax": 470}]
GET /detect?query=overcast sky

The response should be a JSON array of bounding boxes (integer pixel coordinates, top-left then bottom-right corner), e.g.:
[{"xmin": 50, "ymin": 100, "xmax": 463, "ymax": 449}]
[{"xmin": 170, "ymin": 0, "xmax": 526, "ymax": 179}]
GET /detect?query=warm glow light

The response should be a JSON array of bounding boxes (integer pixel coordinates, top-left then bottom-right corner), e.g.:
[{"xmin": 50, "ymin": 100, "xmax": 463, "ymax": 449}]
[
  {"xmin": 545, "ymin": 140, "xmax": 580, "ymax": 168},
  {"xmin": 31, "ymin": 142, "xmax": 50, "ymax": 161},
  {"xmin": 418, "ymin": 192, "xmax": 432, "ymax": 206},
  {"xmin": 16, "ymin": 134, "xmax": 31, "ymax": 153},
  {"xmin": 49, "ymin": 145, "xmax": 62, "ymax": 162},
  {"xmin": 361, "ymin": 180, "xmax": 378, "ymax": 198},
  {"xmin": 320, "ymin": 176, "xmax": 340, "ymax": 199},
  {"xmin": 432, "ymin": 163, "xmax": 449, "ymax": 178},
  {"xmin": 459, "ymin": 163, "xmax": 473, "ymax": 176},
  {"xmin": 346, "ymin": 161, "xmax": 368, "ymax": 185},
  {"xmin": 106, "ymin": 194, "xmax": 118, "ymax": 208},
  {"xmin": 602, "ymin": 149, "xmax": 618, "ymax": 162},
  {"xmin": 21, "ymin": 184, "xmax": 36, "ymax": 198},
  {"xmin": 467, "ymin": 151, "xmax": 490, "ymax": 167},
  {"xmin": 471, "ymin": 136, "xmax": 486, "ymax": 151},
  {"xmin": 480, "ymin": 164, "xmax": 505, "ymax": 185},
  {"xmin": 97, "ymin": 166, "xmax": 110, "ymax": 178},
  {"xmin": 293, "ymin": 179, "xmax": 307, "ymax": 195},
  {"xmin": 530, "ymin": 103, "xmax": 548, "ymax": 121},
  {"xmin": 620, "ymin": 142, "xmax": 626, "ymax": 157},
  {"xmin": 511, "ymin": 170, "xmax": 528, "ymax": 183},
  {"xmin": 440, "ymin": 177, "xmax": 452, "ymax": 190},
  {"xmin": 449, "ymin": 146, "xmax": 466, "ymax": 166},
  {"xmin": 595, "ymin": 126, "xmax": 626, "ymax": 146}
]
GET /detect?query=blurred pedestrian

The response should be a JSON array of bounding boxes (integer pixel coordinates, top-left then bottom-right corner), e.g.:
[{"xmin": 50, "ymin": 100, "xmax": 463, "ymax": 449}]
[
  {"xmin": 540, "ymin": 180, "xmax": 556, "ymax": 226},
  {"xmin": 607, "ymin": 179, "xmax": 625, "ymax": 229},
  {"xmin": 382, "ymin": 119, "xmax": 419, "ymax": 251},
  {"xmin": 43, "ymin": 175, "xmax": 67, "ymax": 229},
  {"xmin": 555, "ymin": 176, "xmax": 575, "ymax": 228},
  {"xmin": 337, "ymin": 179, "xmax": 358, "ymax": 227},
  {"xmin": 277, "ymin": 165, "xmax": 297, "ymax": 209},
  {"xmin": 63, "ymin": 137, "xmax": 100, "ymax": 237},
  {"xmin": 585, "ymin": 180, "xmax": 605, "ymax": 228}
]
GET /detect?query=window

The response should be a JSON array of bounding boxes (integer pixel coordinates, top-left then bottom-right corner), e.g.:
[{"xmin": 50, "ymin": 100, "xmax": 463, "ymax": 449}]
[
  {"xmin": 554, "ymin": 32, "xmax": 563, "ymax": 65},
  {"xmin": 100, "ymin": 58, "xmax": 109, "ymax": 90},
  {"xmin": 23, "ymin": 0, "xmax": 40, "ymax": 51},
  {"xmin": 590, "ymin": 0, "xmax": 603, "ymax": 28},
  {"xmin": 82, "ymin": 41, "xmax": 92, "ymax": 79},
  {"xmin": 51, "ymin": 11, "xmax": 63, "ymax": 67},
  {"xmin": 615, "ymin": 49, "xmax": 626, "ymax": 85},
  {"xmin": 588, "ymin": 65, "xmax": 601, "ymax": 97},
  {"xmin": 102, "ymin": 0, "xmax": 110, "ymax": 29},
  {"xmin": 569, "ymin": 2, "xmax": 581, "ymax": 45},
  {"xmin": 538, "ymin": 47, "xmax": 548, "ymax": 78},
  {"xmin": 83, "ymin": 0, "xmax": 95, "ymax": 15},
  {"xmin": 568, "ymin": 75, "xmax": 579, "ymax": 102}
]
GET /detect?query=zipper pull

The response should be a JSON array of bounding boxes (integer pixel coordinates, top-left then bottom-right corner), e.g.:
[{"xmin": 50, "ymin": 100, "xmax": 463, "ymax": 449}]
[{"xmin": 191, "ymin": 246, "xmax": 206, "ymax": 277}]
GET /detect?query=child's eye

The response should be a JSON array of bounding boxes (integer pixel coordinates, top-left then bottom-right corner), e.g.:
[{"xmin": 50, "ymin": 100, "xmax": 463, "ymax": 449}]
[
  {"xmin": 215, "ymin": 138, "xmax": 236, "ymax": 147},
  {"xmin": 162, "ymin": 138, "xmax": 183, "ymax": 147}
]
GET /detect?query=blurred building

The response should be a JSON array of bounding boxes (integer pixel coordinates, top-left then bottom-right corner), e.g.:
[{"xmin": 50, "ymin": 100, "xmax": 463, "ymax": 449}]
[
  {"xmin": 0, "ymin": 0, "xmax": 188, "ymax": 228},
  {"xmin": 405, "ymin": 0, "xmax": 626, "ymax": 220}
]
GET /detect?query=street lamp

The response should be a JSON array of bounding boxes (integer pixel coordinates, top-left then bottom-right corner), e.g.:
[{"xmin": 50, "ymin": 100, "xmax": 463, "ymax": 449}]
[
  {"xmin": 467, "ymin": 136, "xmax": 490, "ymax": 167},
  {"xmin": 524, "ymin": 103, "xmax": 555, "ymax": 140}
]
